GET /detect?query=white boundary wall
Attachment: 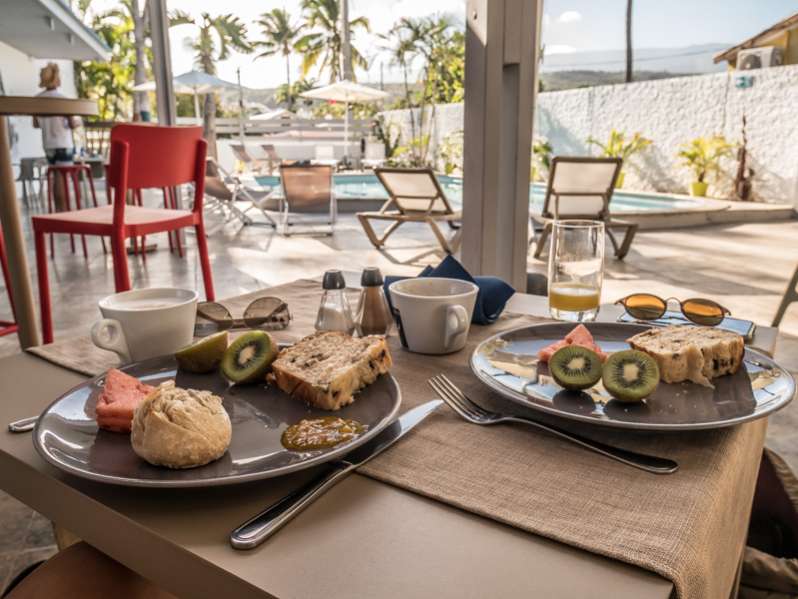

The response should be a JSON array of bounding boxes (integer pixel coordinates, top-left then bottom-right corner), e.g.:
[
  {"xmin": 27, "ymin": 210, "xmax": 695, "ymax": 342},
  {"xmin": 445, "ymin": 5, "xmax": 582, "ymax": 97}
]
[{"xmin": 381, "ymin": 65, "xmax": 798, "ymax": 204}]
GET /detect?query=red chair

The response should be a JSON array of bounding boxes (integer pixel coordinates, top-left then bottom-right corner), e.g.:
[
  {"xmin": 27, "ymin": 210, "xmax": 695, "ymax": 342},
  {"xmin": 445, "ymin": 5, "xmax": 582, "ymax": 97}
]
[
  {"xmin": 33, "ymin": 124, "xmax": 215, "ymax": 344},
  {"xmin": 46, "ymin": 163, "xmax": 104, "ymax": 258}
]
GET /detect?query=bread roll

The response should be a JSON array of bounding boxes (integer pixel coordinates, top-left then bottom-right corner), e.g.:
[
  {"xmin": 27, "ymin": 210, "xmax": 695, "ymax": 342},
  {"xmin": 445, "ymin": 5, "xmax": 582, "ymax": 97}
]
[{"xmin": 131, "ymin": 381, "xmax": 231, "ymax": 469}]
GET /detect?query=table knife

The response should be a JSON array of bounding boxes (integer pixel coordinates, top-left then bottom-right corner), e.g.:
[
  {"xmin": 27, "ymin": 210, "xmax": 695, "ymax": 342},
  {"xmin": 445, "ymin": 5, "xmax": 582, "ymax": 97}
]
[{"xmin": 230, "ymin": 399, "xmax": 442, "ymax": 550}]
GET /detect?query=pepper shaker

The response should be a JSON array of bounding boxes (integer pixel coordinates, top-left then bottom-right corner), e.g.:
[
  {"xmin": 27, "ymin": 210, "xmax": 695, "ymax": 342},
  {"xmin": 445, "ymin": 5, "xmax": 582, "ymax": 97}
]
[
  {"xmin": 315, "ymin": 270, "xmax": 355, "ymax": 334},
  {"xmin": 355, "ymin": 267, "xmax": 393, "ymax": 337}
]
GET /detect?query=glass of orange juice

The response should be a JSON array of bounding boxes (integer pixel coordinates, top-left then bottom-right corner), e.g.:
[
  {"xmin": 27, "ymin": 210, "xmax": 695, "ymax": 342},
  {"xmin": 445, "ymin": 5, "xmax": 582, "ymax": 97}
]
[{"xmin": 548, "ymin": 220, "xmax": 605, "ymax": 322}]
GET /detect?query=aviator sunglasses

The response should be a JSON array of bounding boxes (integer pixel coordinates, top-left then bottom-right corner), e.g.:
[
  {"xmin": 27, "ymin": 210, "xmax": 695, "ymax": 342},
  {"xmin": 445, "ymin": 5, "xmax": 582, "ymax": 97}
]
[
  {"xmin": 195, "ymin": 297, "xmax": 291, "ymax": 336},
  {"xmin": 616, "ymin": 293, "xmax": 730, "ymax": 327}
]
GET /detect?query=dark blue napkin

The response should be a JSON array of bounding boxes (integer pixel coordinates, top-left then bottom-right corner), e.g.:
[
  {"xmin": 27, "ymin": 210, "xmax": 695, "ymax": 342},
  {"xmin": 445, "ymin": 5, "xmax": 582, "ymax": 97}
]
[{"xmin": 383, "ymin": 255, "xmax": 515, "ymax": 325}]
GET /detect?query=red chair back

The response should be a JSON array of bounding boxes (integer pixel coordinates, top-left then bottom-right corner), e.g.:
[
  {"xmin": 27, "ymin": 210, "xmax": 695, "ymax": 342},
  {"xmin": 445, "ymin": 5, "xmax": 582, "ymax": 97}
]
[{"xmin": 107, "ymin": 124, "xmax": 207, "ymax": 225}]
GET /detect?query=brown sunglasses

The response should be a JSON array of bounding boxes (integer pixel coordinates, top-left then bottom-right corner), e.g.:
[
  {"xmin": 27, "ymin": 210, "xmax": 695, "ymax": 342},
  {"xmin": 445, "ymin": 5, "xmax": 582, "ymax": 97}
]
[
  {"xmin": 194, "ymin": 297, "xmax": 291, "ymax": 336},
  {"xmin": 616, "ymin": 294, "xmax": 730, "ymax": 326}
]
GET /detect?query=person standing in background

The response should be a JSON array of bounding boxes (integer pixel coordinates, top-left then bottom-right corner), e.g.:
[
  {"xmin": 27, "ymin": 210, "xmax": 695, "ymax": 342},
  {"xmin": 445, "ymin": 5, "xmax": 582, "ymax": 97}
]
[{"xmin": 33, "ymin": 63, "xmax": 80, "ymax": 210}]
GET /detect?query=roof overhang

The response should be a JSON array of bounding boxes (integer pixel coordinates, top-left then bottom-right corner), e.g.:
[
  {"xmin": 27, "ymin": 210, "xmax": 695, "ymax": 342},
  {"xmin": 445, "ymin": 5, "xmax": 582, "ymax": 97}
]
[
  {"xmin": 714, "ymin": 11, "xmax": 798, "ymax": 64},
  {"xmin": 0, "ymin": 0, "xmax": 110, "ymax": 62}
]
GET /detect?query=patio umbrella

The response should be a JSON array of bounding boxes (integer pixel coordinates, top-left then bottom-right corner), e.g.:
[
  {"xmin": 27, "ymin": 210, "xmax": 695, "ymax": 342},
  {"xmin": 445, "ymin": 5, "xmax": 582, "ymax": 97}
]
[
  {"xmin": 132, "ymin": 70, "xmax": 241, "ymax": 122},
  {"xmin": 300, "ymin": 80, "xmax": 389, "ymax": 160}
]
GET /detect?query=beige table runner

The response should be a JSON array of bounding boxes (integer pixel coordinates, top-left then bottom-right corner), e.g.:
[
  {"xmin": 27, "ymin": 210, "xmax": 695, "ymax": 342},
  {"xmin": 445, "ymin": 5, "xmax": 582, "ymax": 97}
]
[{"xmin": 29, "ymin": 278, "xmax": 766, "ymax": 599}]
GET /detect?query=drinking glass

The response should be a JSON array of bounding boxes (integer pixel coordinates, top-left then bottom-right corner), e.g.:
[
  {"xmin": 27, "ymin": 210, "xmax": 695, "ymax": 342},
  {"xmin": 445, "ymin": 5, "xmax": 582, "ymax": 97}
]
[{"xmin": 548, "ymin": 220, "xmax": 605, "ymax": 322}]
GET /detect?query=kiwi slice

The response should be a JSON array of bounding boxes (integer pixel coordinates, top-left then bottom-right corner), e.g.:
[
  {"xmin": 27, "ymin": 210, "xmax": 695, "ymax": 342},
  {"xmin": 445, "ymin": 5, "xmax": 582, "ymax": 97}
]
[
  {"xmin": 220, "ymin": 331, "xmax": 278, "ymax": 384},
  {"xmin": 549, "ymin": 346, "xmax": 603, "ymax": 390},
  {"xmin": 175, "ymin": 331, "xmax": 228, "ymax": 373},
  {"xmin": 602, "ymin": 350, "xmax": 660, "ymax": 402}
]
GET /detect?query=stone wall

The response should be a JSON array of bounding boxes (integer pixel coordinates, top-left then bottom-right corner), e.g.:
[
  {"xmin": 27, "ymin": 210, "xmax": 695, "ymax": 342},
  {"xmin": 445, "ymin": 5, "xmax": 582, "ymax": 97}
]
[{"xmin": 380, "ymin": 65, "xmax": 798, "ymax": 204}]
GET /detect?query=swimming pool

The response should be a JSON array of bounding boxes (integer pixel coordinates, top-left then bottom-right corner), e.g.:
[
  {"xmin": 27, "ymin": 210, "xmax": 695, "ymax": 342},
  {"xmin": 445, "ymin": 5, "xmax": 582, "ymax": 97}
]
[{"xmin": 255, "ymin": 173, "xmax": 709, "ymax": 214}]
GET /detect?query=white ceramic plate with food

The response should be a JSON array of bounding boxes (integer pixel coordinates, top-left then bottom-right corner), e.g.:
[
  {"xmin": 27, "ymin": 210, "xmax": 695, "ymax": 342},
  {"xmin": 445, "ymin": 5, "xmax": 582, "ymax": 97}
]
[
  {"xmin": 471, "ymin": 322, "xmax": 794, "ymax": 431},
  {"xmin": 33, "ymin": 354, "xmax": 401, "ymax": 487}
]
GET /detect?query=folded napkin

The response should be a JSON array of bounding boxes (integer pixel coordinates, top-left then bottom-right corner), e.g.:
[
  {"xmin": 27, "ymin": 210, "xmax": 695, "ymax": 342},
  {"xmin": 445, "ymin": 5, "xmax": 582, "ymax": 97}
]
[{"xmin": 383, "ymin": 255, "xmax": 515, "ymax": 325}]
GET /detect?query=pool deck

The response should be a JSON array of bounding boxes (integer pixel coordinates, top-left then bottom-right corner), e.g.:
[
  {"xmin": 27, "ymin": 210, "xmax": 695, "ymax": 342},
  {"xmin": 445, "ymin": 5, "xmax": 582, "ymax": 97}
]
[{"xmin": 253, "ymin": 172, "xmax": 796, "ymax": 228}]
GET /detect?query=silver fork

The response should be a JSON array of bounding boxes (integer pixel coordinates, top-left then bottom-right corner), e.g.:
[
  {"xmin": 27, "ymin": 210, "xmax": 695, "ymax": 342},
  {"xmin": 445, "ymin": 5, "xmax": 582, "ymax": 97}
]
[{"xmin": 428, "ymin": 374, "xmax": 678, "ymax": 475}]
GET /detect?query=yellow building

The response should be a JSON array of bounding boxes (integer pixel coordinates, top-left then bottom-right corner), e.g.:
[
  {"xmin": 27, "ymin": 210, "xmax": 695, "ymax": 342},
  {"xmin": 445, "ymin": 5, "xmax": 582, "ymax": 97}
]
[{"xmin": 714, "ymin": 12, "xmax": 798, "ymax": 69}]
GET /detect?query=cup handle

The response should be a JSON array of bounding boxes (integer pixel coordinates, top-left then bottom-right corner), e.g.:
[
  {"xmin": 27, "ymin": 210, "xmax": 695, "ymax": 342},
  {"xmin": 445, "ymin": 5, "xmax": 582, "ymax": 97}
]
[
  {"xmin": 91, "ymin": 319, "xmax": 131, "ymax": 363},
  {"xmin": 444, "ymin": 305, "xmax": 469, "ymax": 351}
]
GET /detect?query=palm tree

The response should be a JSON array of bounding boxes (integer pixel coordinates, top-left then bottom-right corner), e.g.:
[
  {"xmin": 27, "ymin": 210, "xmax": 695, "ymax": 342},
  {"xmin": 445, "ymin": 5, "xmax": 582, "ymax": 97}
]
[
  {"xmin": 625, "ymin": 0, "xmax": 633, "ymax": 83},
  {"xmin": 74, "ymin": 0, "xmax": 152, "ymax": 119},
  {"xmin": 380, "ymin": 16, "xmax": 452, "ymax": 165},
  {"xmin": 255, "ymin": 9, "xmax": 303, "ymax": 109},
  {"xmin": 173, "ymin": 11, "xmax": 252, "ymax": 155},
  {"xmin": 295, "ymin": 0, "xmax": 370, "ymax": 83}
]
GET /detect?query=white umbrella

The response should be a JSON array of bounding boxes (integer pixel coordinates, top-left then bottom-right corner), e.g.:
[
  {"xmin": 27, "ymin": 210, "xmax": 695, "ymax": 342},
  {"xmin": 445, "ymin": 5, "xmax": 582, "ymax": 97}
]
[
  {"xmin": 132, "ymin": 70, "xmax": 241, "ymax": 122},
  {"xmin": 300, "ymin": 80, "xmax": 389, "ymax": 161}
]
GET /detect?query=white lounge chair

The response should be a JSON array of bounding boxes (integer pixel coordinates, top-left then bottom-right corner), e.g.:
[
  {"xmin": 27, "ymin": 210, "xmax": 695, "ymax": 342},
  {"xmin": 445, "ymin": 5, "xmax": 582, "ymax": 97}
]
[
  {"xmin": 530, "ymin": 156, "xmax": 638, "ymax": 260},
  {"xmin": 204, "ymin": 158, "xmax": 276, "ymax": 228},
  {"xmin": 357, "ymin": 167, "xmax": 462, "ymax": 254},
  {"xmin": 259, "ymin": 164, "xmax": 337, "ymax": 236}
]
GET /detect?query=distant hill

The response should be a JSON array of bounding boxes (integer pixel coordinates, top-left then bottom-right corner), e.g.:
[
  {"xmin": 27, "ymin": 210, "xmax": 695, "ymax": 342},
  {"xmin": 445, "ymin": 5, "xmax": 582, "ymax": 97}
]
[
  {"xmin": 542, "ymin": 44, "xmax": 730, "ymax": 75},
  {"xmin": 540, "ymin": 69, "xmax": 695, "ymax": 91}
]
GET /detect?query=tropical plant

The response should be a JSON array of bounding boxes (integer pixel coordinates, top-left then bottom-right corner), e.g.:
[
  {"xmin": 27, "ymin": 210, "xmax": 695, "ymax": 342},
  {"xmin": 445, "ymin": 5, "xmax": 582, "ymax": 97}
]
[
  {"xmin": 531, "ymin": 137, "xmax": 553, "ymax": 181},
  {"xmin": 677, "ymin": 136, "xmax": 735, "ymax": 183},
  {"xmin": 73, "ymin": 4, "xmax": 136, "ymax": 121},
  {"xmin": 372, "ymin": 115, "xmax": 401, "ymax": 161},
  {"xmin": 274, "ymin": 77, "xmax": 317, "ymax": 108},
  {"xmin": 587, "ymin": 129, "xmax": 651, "ymax": 161},
  {"xmin": 173, "ymin": 11, "xmax": 252, "ymax": 155},
  {"xmin": 437, "ymin": 129, "xmax": 464, "ymax": 175},
  {"xmin": 254, "ymin": 9, "xmax": 303, "ymax": 109},
  {"xmin": 380, "ymin": 15, "xmax": 461, "ymax": 167},
  {"xmin": 295, "ymin": 0, "xmax": 370, "ymax": 83}
]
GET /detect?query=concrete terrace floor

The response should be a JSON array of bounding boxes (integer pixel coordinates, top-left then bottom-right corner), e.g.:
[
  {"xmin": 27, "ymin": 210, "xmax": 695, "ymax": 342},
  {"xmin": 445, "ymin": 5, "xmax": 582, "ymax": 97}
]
[{"xmin": 0, "ymin": 196, "xmax": 798, "ymax": 591}]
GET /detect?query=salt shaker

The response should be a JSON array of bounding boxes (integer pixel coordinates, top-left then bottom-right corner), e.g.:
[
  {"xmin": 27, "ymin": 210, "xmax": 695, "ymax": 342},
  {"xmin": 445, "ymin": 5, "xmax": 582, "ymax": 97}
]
[
  {"xmin": 355, "ymin": 267, "xmax": 393, "ymax": 337},
  {"xmin": 315, "ymin": 270, "xmax": 355, "ymax": 334}
]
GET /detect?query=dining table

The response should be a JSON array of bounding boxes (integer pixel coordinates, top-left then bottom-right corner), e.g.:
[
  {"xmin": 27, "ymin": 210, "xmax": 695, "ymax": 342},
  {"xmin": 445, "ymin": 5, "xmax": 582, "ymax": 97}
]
[{"xmin": 0, "ymin": 279, "xmax": 781, "ymax": 599}]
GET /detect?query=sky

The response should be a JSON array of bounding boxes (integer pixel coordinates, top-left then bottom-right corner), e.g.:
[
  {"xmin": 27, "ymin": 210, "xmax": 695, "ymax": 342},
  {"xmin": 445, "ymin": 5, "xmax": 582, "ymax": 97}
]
[{"xmin": 90, "ymin": 0, "xmax": 798, "ymax": 89}]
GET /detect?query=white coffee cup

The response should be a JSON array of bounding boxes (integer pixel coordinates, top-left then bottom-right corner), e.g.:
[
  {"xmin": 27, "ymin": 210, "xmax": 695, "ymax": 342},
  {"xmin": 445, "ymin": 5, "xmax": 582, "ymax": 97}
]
[
  {"xmin": 91, "ymin": 288, "xmax": 198, "ymax": 363},
  {"xmin": 388, "ymin": 278, "xmax": 478, "ymax": 354}
]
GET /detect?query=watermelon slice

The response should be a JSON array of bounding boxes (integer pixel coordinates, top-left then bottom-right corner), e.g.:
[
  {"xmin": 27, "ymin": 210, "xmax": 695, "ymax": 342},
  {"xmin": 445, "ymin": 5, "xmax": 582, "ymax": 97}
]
[
  {"xmin": 538, "ymin": 324, "xmax": 607, "ymax": 363},
  {"xmin": 95, "ymin": 369, "xmax": 154, "ymax": 433}
]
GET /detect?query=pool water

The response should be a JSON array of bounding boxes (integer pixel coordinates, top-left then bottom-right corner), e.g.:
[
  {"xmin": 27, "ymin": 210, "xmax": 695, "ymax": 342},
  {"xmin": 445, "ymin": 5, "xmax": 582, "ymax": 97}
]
[{"xmin": 254, "ymin": 173, "xmax": 703, "ymax": 213}]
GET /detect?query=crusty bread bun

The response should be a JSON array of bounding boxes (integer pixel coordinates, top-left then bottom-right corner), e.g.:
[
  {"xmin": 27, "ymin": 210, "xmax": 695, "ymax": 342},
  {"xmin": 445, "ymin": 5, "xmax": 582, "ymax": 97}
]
[
  {"xmin": 627, "ymin": 326, "xmax": 744, "ymax": 387},
  {"xmin": 131, "ymin": 381, "xmax": 231, "ymax": 469},
  {"xmin": 268, "ymin": 332, "xmax": 392, "ymax": 410}
]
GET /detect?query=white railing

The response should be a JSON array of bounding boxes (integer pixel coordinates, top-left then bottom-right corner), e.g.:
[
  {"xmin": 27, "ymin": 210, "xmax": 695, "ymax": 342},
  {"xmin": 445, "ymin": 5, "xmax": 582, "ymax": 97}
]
[{"xmin": 176, "ymin": 116, "xmax": 373, "ymax": 139}]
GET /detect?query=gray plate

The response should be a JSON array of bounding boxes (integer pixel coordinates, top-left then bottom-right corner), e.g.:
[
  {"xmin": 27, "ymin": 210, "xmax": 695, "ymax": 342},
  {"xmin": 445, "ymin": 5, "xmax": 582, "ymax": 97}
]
[
  {"xmin": 33, "ymin": 355, "xmax": 401, "ymax": 487},
  {"xmin": 471, "ymin": 322, "xmax": 795, "ymax": 431}
]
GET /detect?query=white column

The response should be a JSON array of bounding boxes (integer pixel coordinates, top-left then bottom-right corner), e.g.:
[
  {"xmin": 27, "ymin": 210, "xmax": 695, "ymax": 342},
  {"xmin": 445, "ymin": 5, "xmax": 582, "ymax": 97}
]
[
  {"xmin": 461, "ymin": 0, "xmax": 541, "ymax": 291},
  {"xmin": 149, "ymin": 0, "xmax": 176, "ymax": 126}
]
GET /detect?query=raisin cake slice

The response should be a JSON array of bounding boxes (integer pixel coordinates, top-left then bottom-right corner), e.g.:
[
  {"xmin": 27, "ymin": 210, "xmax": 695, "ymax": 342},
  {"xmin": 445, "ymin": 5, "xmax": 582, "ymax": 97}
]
[
  {"xmin": 268, "ymin": 332, "xmax": 392, "ymax": 410},
  {"xmin": 627, "ymin": 325, "xmax": 744, "ymax": 387}
]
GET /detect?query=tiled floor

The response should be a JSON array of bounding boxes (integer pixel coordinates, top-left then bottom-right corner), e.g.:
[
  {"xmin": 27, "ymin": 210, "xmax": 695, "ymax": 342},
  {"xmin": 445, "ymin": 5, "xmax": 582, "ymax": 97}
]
[{"xmin": 0, "ymin": 190, "xmax": 797, "ymax": 590}]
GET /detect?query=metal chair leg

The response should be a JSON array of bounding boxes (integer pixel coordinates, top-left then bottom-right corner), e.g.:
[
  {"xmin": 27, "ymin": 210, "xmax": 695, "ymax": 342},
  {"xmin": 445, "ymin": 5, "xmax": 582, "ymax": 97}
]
[{"xmin": 773, "ymin": 264, "xmax": 798, "ymax": 327}]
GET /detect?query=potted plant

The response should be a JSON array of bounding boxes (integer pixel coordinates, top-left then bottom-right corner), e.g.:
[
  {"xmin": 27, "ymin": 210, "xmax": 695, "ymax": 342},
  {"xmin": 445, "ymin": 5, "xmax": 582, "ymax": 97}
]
[
  {"xmin": 677, "ymin": 136, "xmax": 734, "ymax": 197},
  {"xmin": 586, "ymin": 129, "xmax": 652, "ymax": 188}
]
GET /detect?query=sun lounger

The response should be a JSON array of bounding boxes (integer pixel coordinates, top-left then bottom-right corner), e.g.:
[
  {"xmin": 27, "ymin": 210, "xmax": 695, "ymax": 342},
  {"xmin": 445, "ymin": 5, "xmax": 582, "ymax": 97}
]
[
  {"xmin": 357, "ymin": 167, "xmax": 462, "ymax": 254},
  {"xmin": 259, "ymin": 164, "xmax": 336, "ymax": 236},
  {"xmin": 530, "ymin": 156, "xmax": 638, "ymax": 260}
]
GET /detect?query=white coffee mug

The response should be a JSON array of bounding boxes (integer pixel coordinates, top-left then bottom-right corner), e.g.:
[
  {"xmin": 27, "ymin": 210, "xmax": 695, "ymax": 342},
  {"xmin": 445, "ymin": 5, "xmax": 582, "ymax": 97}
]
[
  {"xmin": 388, "ymin": 278, "xmax": 478, "ymax": 354},
  {"xmin": 91, "ymin": 288, "xmax": 198, "ymax": 363}
]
